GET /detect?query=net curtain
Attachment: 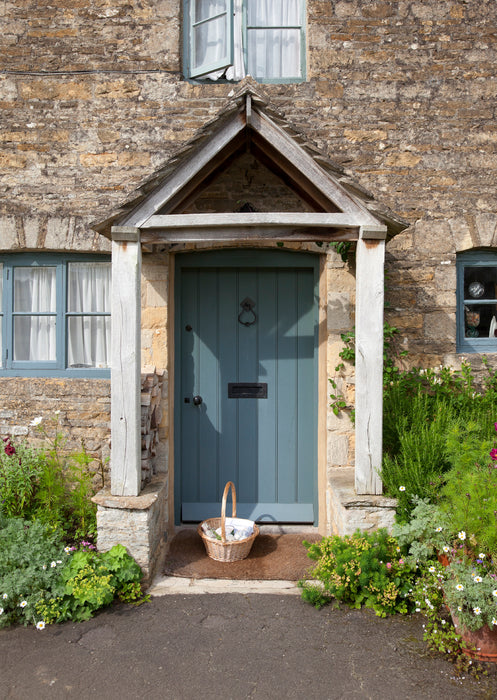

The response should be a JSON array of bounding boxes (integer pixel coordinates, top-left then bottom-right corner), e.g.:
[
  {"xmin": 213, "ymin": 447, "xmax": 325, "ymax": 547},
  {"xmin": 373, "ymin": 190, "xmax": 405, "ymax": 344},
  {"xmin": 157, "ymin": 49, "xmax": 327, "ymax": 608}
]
[
  {"xmin": 13, "ymin": 263, "xmax": 110, "ymax": 367},
  {"xmin": 198, "ymin": 0, "xmax": 300, "ymax": 80}
]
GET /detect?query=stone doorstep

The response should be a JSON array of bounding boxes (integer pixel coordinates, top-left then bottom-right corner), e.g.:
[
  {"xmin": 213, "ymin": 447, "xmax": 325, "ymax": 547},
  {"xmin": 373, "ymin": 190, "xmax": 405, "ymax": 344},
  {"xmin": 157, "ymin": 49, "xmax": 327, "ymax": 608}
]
[
  {"xmin": 328, "ymin": 467, "xmax": 398, "ymax": 536},
  {"xmin": 148, "ymin": 577, "xmax": 303, "ymax": 596}
]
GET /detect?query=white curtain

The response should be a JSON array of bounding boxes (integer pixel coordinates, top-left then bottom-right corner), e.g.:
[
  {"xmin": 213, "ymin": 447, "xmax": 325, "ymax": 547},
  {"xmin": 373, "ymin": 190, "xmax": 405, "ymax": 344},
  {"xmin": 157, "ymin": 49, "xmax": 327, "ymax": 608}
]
[
  {"xmin": 201, "ymin": 0, "xmax": 246, "ymax": 80},
  {"xmin": 247, "ymin": 0, "xmax": 301, "ymax": 79},
  {"xmin": 67, "ymin": 263, "xmax": 111, "ymax": 368},
  {"xmin": 13, "ymin": 267, "xmax": 57, "ymax": 362}
]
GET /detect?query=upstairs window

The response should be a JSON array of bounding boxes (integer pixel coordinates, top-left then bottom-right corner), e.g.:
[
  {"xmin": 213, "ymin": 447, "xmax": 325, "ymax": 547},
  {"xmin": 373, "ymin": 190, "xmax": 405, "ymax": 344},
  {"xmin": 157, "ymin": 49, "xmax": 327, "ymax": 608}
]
[
  {"xmin": 184, "ymin": 0, "xmax": 305, "ymax": 82},
  {"xmin": 457, "ymin": 250, "xmax": 497, "ymax": 353},
  {"xmin": 0, "ymin": 255, "xmax": 111, "ymax": 377}
]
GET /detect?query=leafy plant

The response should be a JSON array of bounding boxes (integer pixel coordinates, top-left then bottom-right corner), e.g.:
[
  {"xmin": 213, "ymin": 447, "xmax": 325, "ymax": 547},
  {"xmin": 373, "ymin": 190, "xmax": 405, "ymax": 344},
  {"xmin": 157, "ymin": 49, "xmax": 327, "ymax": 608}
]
[
  {"xmin": 299, "ymin": 529, "xmax": 416, "ymax": 617},
  {"xmin": 443, "ymin": 557, "xmax": 497, "ymax": 633},
  {"xmin": 0, "ymin": 414, "xmax": 98, "ymax": 542},
  {"xmin": 0, "ymin": 439, "xmax": 44, "ymax": 518},
  {"xmin": 410, "ymin": 564, "xmax": 481, "ymax": 675},
  {"xmin": 392, "ymin": 497, "xmax": 453, "ymax": 566},
  {"xmin": 0, "ymin": 515, "xmax": 69, "ymax": 628}
]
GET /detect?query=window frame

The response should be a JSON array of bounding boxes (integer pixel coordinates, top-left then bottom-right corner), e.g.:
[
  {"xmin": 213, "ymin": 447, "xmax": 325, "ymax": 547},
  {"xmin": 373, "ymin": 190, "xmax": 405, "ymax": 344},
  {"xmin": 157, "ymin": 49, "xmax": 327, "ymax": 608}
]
[
  {"xmin": 0, "ymin": 253, "xmax": 111, "ymax": 378},
  {"xmin": 457, "ymin": 249, "xmax": 497, "ymax": 354},
  {"xmin": 183, "ymin": 0, "xmax": 306, "ymax": 84}
]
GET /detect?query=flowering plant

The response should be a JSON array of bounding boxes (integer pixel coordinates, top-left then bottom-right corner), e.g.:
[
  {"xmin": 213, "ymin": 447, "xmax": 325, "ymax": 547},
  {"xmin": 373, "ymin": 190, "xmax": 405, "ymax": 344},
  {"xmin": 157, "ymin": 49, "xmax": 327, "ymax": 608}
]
[
  {"xmin": 300, "ymin": 529, "xmax": 416, "ymax": 617},
  {"xmin": 392, "ymin": 496, "xmax": 453, "ymax": 566},
  {"xmin": 442, "ymin": 557, "xmax": 497, "ymax": 632}
]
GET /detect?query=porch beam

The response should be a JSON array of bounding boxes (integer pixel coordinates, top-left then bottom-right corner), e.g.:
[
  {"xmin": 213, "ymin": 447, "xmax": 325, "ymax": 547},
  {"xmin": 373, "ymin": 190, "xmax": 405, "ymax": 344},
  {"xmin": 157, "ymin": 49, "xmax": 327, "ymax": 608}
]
[
  {"xmin": 355, "ymin": 230, "xmax": 385, "ymax": 495},
  {"xmin": 110, "ymin": 227, "xmax": 142, "ymax": 496},
  {"xmin": 140, "ymin": 213, "xmax": 381, "ymax": 243}
]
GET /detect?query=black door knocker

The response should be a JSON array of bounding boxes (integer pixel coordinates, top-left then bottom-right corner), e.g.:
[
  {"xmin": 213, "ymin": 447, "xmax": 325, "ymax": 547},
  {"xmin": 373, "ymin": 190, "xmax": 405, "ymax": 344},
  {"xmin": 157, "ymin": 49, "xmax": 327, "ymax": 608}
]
[{"xmin": 238, "ymin": 297, "xmax": 257, "ymax": 327}]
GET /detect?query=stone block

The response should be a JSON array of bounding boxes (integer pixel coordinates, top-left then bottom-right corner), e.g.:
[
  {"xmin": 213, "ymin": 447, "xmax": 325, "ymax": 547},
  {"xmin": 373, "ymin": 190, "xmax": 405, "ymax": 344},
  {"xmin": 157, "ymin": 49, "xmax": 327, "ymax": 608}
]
[
  {"xmin": 328, "ymin": 467, "xmax": 397, "ymax": 536},
  {"xmin": 327, "ymin": 291, "xmax": 352, "ymax": 332},
  {"xmin": 327, "ymin": 432, "xmax": 350, "ymax": 466},
  {"xmin": 94, "ymin": 474, "xmax": 168, "ymax": 587}
]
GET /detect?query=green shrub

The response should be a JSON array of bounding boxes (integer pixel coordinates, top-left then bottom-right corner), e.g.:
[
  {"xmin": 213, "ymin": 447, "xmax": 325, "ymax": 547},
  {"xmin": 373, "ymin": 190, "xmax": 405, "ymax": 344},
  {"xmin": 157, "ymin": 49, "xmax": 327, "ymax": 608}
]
[
  {"xmin": 0, "ymin": 439, "xmax": 45, "ymax": 518},
  {"xmin": 0, "ymin": 415, "xmax": 98, "ymax": 542},
  {"xmin": 0, "ymin": 516, "xmax": 69, "ymax": 628},
  {"xmin": 0, "ymin": 516, "xmax": 145, "ymax": 629},
  {"xmin": 299, "ymin": 529, "xmax": 416, "ymax": 617},
  {"xmin": 440, "ymin": 422, "xmax": 497, "ymax": 557}
]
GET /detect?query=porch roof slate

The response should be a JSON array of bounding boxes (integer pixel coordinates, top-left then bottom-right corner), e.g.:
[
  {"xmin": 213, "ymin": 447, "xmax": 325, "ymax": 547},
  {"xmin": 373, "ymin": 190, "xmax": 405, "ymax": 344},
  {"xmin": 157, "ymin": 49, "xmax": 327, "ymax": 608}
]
[{"xmin": 92, "ymin": 77, "xmax": 409, "ymax": 240}]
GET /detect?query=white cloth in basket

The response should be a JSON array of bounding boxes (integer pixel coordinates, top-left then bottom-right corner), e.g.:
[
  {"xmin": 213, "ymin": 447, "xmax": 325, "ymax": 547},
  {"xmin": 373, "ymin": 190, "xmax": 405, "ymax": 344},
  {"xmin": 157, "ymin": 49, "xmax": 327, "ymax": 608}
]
[{"xmin": 201, "ymin": 517, "xmax": 254, "ymax": 542}]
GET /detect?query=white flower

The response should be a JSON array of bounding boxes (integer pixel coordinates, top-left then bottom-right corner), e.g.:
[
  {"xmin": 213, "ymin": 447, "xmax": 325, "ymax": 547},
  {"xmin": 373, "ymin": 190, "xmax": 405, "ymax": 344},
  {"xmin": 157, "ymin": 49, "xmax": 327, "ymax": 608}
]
[
  {"xmin": 57, "ymin": 560, "xmax": 62, "ymax": 564},
  {"xmin": 429, "ymin": 566, "xmax": 436, "ymax": 573},
  {"xmin": 492, "ymin": 618, "xmax": 497, "ymax": 626},
  {"xmin": 474, "ymin": 607, "xmax": 482, "ymax": 615},
  {"xmin": 42, "ymin": 565, "xmax": 46, "ymax": 570},
  {"xmin": 54, "ymin": 410, "xmax": 61, "ymax": 416},
  {"xmin": 50, "ymin": 561, "xmax": 56, "ymax": 568},
  {"xmin": 492, "ymin": 590, "xmax": 497, "ymax": 598},
  {"xmin": 458, "ymin": 606, "xmax": 462, "ymax": 612},
  {"xmin": 479, "ymin": 553, "xmax": 485, "ymax": 559},
  {"xmin": 458, "ymin": 531, "xmax": 466, "ymax": 541},
  {"xmin": 398, "ymin": 485, "xmax": 406, "ymax": 492},
  {"xmin": 0, "ymin": 608, "xmax": 3, "ymax": 615},
  {"xmin": 443, "ymin": 546, "xmax": 450, "ymax": 553},
  {"xmin": 456, "ymin": 584, "xmax": 464, "ymax": 591},
  {"xmin": 64, "ymin": 547, "xmax": 71, "ymax": 554},
  {"xmin": 474, "ymin": 576, "xmax": 483, "ymax": 583},
  {"xmin": 36, "ymin": 621, "xmax": 46, "ymax": 631},
  {"xmin": 30, "ymin": 416, "xmax": 43, "ymax": 426},
  {"xmin": 435, "ymin": 527, "xmax": 442, "ymax": 532},
  {"xmin": 19, "ymin": 601, "xmax": 27, "ymax": 608},
  {"xmin": 2, "ymin": 593, "xmax": 7, "ymax": 599}
]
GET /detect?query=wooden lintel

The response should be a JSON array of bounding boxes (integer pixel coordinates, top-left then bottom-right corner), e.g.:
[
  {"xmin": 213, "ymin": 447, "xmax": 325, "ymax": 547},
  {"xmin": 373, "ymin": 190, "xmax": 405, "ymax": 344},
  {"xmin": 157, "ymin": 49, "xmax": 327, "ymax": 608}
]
[
  {"xmin": 140, "ymin": 226, "xmax": 359, "ymax": 243},
  {"xmin": 141, "ymin": 212, "xmax": 365, "ymax": 230},
  {"xmin": 359, "ymin": 226, "xmax": 388, "ymax": 240},
  {"xmin": 111, "ymin": 226, "xmax": 140, "ymax": 242}
]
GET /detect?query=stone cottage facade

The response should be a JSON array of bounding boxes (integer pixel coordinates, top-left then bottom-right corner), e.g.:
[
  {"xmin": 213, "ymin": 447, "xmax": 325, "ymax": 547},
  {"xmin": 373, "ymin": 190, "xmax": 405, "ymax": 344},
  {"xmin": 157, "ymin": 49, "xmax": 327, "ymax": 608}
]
[{"xmin": 1, "ymin": 1, "xmax": 496, "ymax": 581}]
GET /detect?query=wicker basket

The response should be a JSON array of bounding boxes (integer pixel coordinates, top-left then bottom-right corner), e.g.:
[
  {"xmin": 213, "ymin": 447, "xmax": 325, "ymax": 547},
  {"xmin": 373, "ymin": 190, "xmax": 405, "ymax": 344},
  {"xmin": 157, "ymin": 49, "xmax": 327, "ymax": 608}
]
[{"xmin": 198, "ymin": 481, "xmax": 259, "ymax": 562}]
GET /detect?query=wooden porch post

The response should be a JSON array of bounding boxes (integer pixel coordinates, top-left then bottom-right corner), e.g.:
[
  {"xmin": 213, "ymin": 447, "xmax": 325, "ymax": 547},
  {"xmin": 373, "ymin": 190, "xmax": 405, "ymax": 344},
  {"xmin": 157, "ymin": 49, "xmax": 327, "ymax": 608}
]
[
  {"xmin": 110, "ymin": 227, "xmax": 142, "ymax": 496},
  {"xmin": 355, "ymin": 228, "xmax": 386, "ymax": 495}
]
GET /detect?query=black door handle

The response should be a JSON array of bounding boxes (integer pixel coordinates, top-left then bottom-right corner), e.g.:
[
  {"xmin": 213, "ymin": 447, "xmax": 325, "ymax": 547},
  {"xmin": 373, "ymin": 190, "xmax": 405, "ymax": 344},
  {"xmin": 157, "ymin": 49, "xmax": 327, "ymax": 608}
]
[{"xmin": 193, "ymin": 395, "xmax": 203, "ymax": 406}]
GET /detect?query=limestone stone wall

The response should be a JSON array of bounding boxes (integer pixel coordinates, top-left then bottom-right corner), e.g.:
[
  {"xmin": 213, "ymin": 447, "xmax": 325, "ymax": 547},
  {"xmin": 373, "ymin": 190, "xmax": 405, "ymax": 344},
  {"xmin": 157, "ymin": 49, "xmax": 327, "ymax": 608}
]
[
  {"xmin": 0, "ymin": 377, "xmax": 111, "ymax": 482},
  {"xmin": 2, "ymin": 0, "xmax": 496, "ymax": 369}
]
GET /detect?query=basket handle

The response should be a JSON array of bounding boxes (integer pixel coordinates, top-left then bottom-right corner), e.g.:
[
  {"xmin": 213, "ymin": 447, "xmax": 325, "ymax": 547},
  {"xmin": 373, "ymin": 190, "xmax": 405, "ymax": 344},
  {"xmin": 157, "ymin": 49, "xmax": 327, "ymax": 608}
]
[{"xmin": 220, "ymin": 481, "xmax": 237, "ymax": 544}]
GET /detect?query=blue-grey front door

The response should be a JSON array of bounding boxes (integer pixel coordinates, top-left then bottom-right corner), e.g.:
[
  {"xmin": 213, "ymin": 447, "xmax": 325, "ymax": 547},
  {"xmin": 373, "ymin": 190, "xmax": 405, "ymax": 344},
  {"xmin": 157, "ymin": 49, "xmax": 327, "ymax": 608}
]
[{"xmin": 175, "ymin": 250, "xmax": 318, "ymax": 524}]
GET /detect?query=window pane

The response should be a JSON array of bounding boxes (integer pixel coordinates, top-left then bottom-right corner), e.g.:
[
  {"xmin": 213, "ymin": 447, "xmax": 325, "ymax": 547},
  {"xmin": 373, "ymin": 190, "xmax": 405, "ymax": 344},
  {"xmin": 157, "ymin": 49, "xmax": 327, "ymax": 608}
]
[
  {"xmin": 247, "ymin": 28, "xmax": 301, "ymax": 78},
  {"xmin": 193, "ymin": 15, "xmax": 228, "ymax": 70},
  {"xmin": 14, "ymin": 316, "xmax": 56, "ymax": 361},
  {"xmin": 194, "ymin": 0, "xmax": 227, "ymax": 23},
  {"xmin": 463, "ymin": 266, "xmax": 497, "ymax": 301},
  {"xmin": 67, "ymin": 316, "xmax": 111, "ymax": 368},
  {"xmin": 464, "ymin": 303, "xmax": 497, "ymax": 339},
  {"xmin": 247, "ymin": 0, "xmax": 301, "ymax": 26},
  {"xmin": 14, "ymin": 267, "xmax": 56, "ymax": 312},
  {"xmin": 68, "ymin": 262, "xmax": 111, "ymax": 313}
]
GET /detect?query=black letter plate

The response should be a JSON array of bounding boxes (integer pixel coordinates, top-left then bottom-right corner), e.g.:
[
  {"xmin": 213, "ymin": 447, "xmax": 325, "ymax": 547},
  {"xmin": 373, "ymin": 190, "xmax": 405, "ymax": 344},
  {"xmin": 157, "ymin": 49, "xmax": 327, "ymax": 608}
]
[{"xmin": 228, "ymin": 383, "xmax": 268, "ymax": 399}]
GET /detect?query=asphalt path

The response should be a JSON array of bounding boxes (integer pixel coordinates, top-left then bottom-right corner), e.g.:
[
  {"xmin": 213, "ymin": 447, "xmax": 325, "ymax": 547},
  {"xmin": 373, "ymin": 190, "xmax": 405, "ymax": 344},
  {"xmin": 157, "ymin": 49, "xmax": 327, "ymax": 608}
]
[{"xmin": 1, "ymin": 593, "xmax": 496, "ymax": 699}]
